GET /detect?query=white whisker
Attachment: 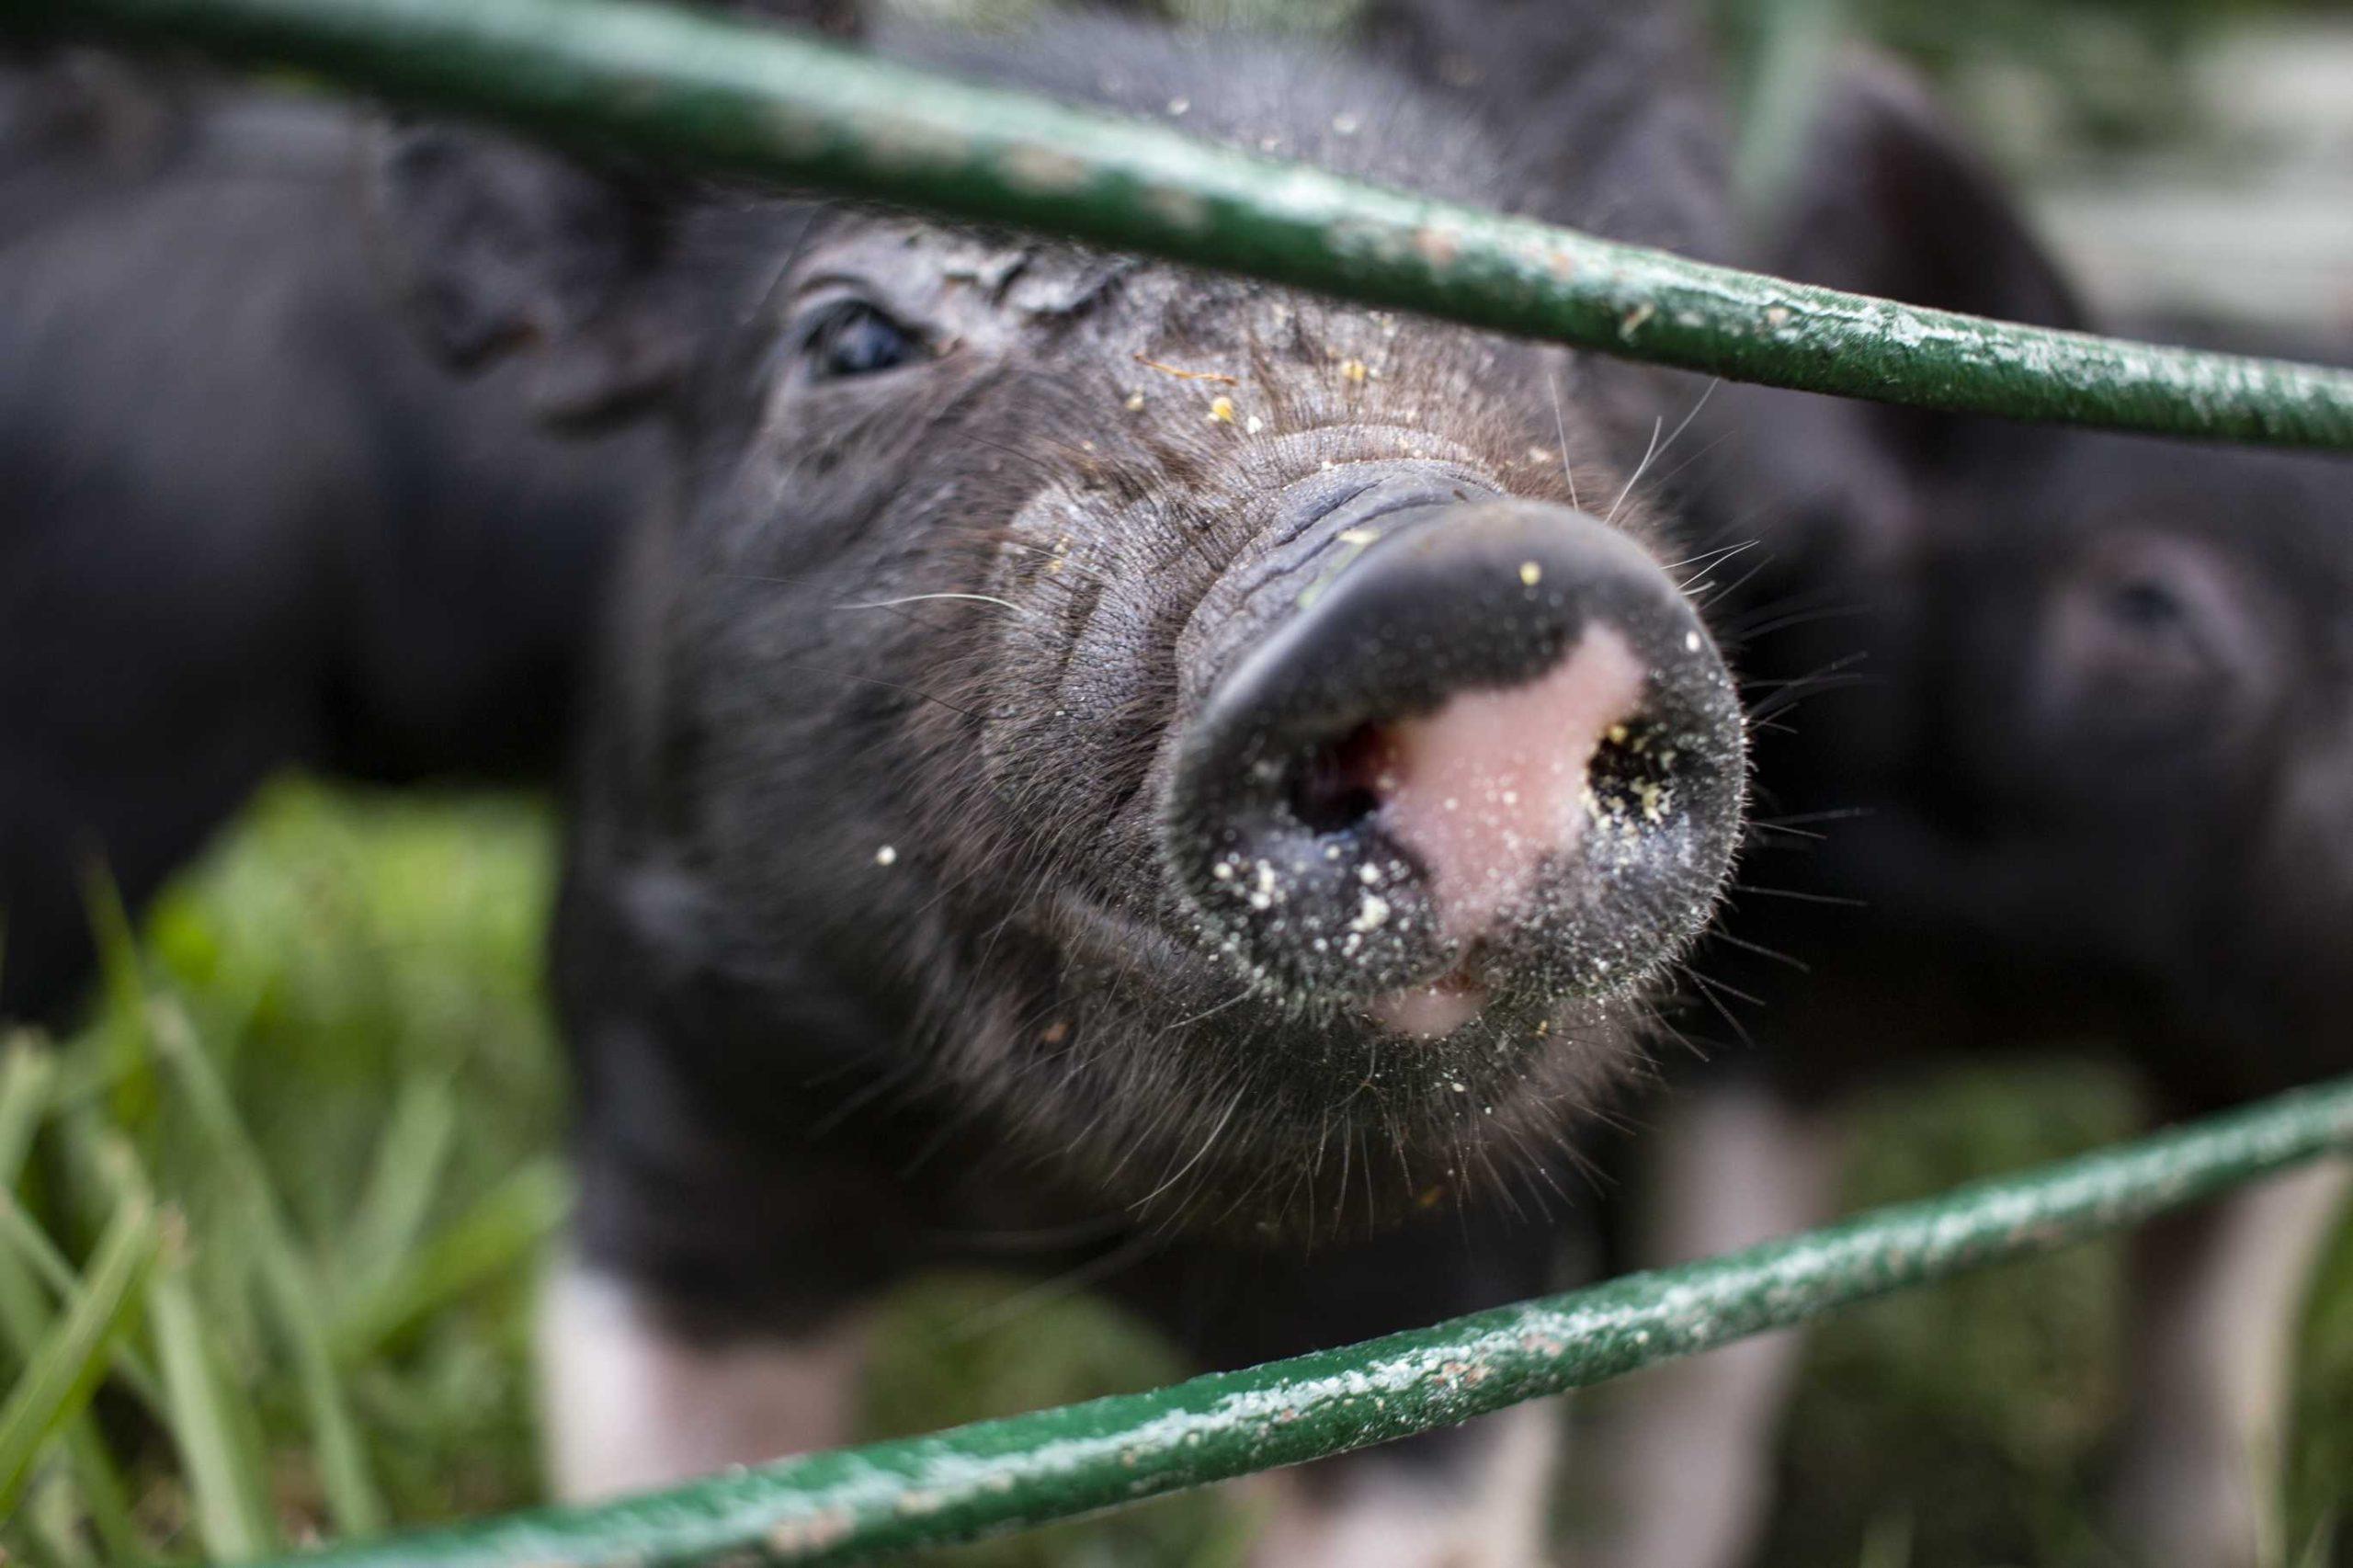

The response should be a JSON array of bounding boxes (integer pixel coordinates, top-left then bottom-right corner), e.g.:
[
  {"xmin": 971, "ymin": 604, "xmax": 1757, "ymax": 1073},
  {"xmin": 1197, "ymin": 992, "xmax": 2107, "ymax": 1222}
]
[
  {"xmin": 1678, "ymin": 540, "xmax": 1762, "ymax": 593},
  {"xmin": 1608, "ymin": 415, "xmax": 1665, "ymax": 526},
  {"xmin": 1610, "ymin": 379, "xmax": 1718, "ymax": 527},
  {"xmin": 1159, "ymin": 987, "xmax": 1252, "ymax": 1037},
  {"xmin": 1655, "ymin": 378, "xmax": 1720, "ymax": 471},
  {"xmin": 1546, "ymin": 369, "xmax": 1582, "ymax": 513},
  {"xmin": 837, "ymin": 592, "xmax": 1028, "ymax": 616},
  {"xmin": 1136, "ymin": 1086, "xmax": 1245, "ymax": 1207},
  {"xmin": 1660, "ymin": 538, "xmax": 1758, "ymax": 574}
]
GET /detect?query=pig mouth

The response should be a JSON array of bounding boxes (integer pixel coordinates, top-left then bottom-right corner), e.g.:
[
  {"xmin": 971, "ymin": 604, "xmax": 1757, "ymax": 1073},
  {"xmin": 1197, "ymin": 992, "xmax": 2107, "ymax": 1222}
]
[
  {"xmin": 1038, "ymin": 880, "xmax": 1555, "ymax": 1056},
  {"xmin": 1040, "ymin": 887, "xmax": 1595, "ymax": 1056},
  {"xmin": 1370, "ymin": 966, "xmax": 1489, "ymax": 1038},
  {"xmin": 1012, "ymin": 878, "xmax": 1640, "ymax": 1239}
]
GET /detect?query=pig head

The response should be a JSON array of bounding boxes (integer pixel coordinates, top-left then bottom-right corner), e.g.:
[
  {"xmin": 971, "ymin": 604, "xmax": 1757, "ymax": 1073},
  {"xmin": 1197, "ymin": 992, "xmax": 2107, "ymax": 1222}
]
[{"xmin": 368, "ymin": 4, "xmax": 1751, "ymax": 1257}]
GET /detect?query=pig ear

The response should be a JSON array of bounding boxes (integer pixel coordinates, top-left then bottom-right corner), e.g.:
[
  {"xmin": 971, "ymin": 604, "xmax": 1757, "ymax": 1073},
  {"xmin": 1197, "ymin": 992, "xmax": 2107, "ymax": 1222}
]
[
  {"xmin": 1768, "ymin": 58, "xmax": 2088, "ymax": 475},
  {"xmin": 1771, "ymin": 58, "xmax": 2086, "ymax": 335},
  {"xmin": 365, "ymin": 0, "xmax": 863, "ymax": 426},
  {"xmin": 367, "ymin": 126, "xmax": 699, "ymax": 426},
  {"xmin": 1695, "ymin": 62, "xmax": 2086, "ymax": 568},
  {"xmin": 1356, "ymin": 1, "xmax": 1736, "ymax": 259}
]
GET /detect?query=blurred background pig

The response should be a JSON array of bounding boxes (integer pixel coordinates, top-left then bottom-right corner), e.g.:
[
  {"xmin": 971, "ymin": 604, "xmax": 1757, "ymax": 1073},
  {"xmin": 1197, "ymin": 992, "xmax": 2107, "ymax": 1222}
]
[
  {"xmin": 0, "ymin": 45, "xmax": 655, "ymax": 1027},
  {"xmin": 1, "ymin": 0, "xmax": 2348, "ymax": 1564},
  {"xmin": 1596, "ymin": 31, "xmax": 2353, "ymax": 1568}
]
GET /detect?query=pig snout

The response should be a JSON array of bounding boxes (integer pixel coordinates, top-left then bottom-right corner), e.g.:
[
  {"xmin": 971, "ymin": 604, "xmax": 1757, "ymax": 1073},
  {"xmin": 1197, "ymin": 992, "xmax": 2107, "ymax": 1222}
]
[{"xmin": 1168, "ymin": 485, "xmax": 1744, "ymax": 1035}]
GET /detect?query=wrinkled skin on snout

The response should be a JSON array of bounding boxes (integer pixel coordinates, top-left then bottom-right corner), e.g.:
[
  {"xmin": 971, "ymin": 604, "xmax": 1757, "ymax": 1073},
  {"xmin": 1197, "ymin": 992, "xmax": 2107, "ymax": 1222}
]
[{"xmin": 380, "ymin": 17, "xmax": 1746, "ymax": 1249}]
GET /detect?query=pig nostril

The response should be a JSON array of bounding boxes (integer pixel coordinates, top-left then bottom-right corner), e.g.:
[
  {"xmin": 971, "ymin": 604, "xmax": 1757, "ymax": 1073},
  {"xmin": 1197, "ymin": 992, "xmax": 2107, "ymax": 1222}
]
[
  {"xmin": 1583, "ymin": 716, "xmax": 1678, "ymax": 835},
  {"xmin": 1285, "ymin": 722, "xmax": 1389, "ymax": 835}
]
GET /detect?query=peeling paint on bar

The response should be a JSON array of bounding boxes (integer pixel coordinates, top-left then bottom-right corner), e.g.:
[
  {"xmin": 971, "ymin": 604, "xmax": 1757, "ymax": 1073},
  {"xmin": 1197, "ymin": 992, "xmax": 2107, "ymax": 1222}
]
[
  {"xmin": 17, "ymin": 0, "xmax": 2353, "ymax": 450},
  {"xmin": 244, "ymin": 1075, "xmax": 2353, "ymax": 1567}
]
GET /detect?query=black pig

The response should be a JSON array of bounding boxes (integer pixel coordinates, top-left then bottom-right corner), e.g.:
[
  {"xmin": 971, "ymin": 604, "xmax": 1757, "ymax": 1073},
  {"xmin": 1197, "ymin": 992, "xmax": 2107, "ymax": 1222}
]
[
  {"xmin": 369, "ymin": 1, "xmax": 1754, "ymax": 1556},
  {"xmin": 0, "ymin": 56, "xmax": 654, "ymax": 1026},
  {"xmin": 1599, "ymin": 63, "xmax": 2353, "ymax": 1568}
]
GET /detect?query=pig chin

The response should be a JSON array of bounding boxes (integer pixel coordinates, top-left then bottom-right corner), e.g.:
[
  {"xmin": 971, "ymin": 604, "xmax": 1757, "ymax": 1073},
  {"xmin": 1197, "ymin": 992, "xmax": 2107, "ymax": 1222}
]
[{"xmin": 1012, "ymin": 887, "xmax": 1641, "ymax": 1238}]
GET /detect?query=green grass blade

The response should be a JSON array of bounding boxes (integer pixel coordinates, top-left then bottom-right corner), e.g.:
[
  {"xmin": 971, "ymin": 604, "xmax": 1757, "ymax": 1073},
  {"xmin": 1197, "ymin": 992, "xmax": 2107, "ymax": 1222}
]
[
  {"xmin": 151, "ymin": 1002, "xmax": 387, "ymax": 1537},
  {"xmin": 4, "ymin": 1061, "xmax": 153, "ymax": 1561},
  {"xmin": 259, "ymin": 1247, "xmax": 386, "ymax": 1537},
  {"xmin": 151, "ymin": 1248, "xmax": 281, "ymax": 1561},
  {"xmin": 335, "ymin": 1075, "xmax": 458, "ymax": 1307},
  {"xmin": 0, "ymin": 1193, "xmax": 161, "ymax": 1519},
  {"xmin": 0, "ymin": 1231, "xmax": 149, "ymax": 1562},
  {"xmin": 0, "ymin": 1196, "xmax": 168, "ymax": 1411},
  {"xmin": 76, "ymin": 1123, "xmax": 278, "ymax": 1560},
  {"xmin": 332, "ymin": 1158, "xmax": 570, "ymax": 1363},
  {"xmin": 0, "ymin": 1042, "xmax": 58, "ymax": 1184},
  {"xmin": 0, "ymin": 1205, "xmax": 153, "ymax": 1562},
  {"xmin": 78, "ymin": 864, "xmax": 160, "ymax": 1131}
]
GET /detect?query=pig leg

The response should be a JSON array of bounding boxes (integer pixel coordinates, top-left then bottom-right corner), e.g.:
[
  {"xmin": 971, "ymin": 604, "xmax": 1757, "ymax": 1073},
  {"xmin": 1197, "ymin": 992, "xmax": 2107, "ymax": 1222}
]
[
  {"xmin": 538, "ymin": 1260, "xmax": 869, "ymax": 1501},
  {"xmin": 1250, "ymin": 1403, "xmax": 1561, "ymax": 1568},
  {"xmin": 2111, "ymin": 1157, "xmax": 2351, "ymax": 1568},
  {"xmin": 1584, "ymin": 1077, "xmax": 1845, "ymax": 1568}
]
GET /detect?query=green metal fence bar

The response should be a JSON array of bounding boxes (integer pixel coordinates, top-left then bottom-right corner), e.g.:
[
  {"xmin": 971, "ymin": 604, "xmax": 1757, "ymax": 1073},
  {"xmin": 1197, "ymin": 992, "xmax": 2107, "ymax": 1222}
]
[
  {"xmin": 17, "ymin": 0, "xmax": 2353, "ymax": 451},
  {"xmin": 240, "ymin": 1074, "xmax": 2353, "ymax": 1568}
]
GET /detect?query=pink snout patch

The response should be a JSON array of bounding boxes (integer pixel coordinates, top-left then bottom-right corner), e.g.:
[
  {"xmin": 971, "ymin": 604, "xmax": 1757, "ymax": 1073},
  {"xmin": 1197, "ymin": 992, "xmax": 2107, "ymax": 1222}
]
[{"xmin": 1365, "ymin": 624, "xmax": 1649, "ymax": 1037}]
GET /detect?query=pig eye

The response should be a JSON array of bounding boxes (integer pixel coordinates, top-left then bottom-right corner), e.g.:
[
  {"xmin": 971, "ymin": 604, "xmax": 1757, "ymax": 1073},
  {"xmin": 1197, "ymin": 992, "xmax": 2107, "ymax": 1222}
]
[
  {"xmin": 798, "ymin": 298, "xmax": 924, "ymax": 381},
  {"xmin": 2045, "ymin": 534, "xmax": 2275, "ymax": 744},
  {"xmin": 2099, "ymin": 575, "xmax": 2188, "ymax": 639},
  {"xmin": 2082, "ymin": 554, "xmax": 2216, "ymax": 674}
]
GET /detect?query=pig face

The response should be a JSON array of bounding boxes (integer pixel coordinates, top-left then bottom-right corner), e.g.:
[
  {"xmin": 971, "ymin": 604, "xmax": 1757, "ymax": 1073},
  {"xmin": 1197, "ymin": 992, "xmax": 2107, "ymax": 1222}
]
[
  {"xmin": 1721, "ymin": 62, "xmax": 2353, "ymax": 1085},
  {"xmin": 1870, "ymin": 432, "xmax": 2353, "ymax": 1058},
  {"xmin": 375, "ymin": 13, "xmax": 1748, "ymax": 1237}
]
